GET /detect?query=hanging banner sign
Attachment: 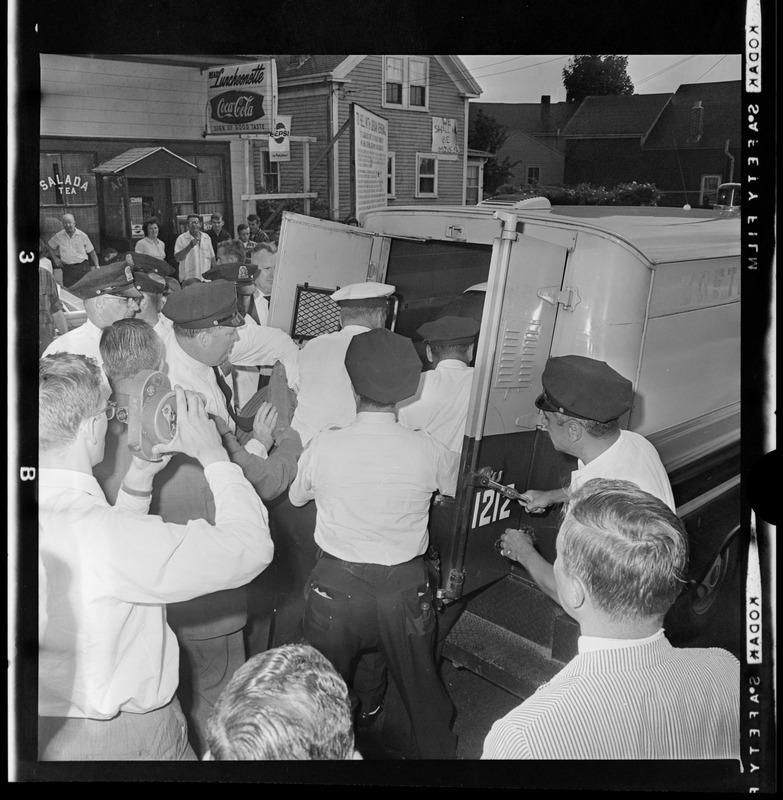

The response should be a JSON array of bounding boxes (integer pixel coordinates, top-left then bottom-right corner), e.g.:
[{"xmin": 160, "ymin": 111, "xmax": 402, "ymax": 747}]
[
  {"xmin": 269, "ymin": 115, "xmax": 292, "ymax": 161},
  {"xmin": 353, "ymin": 103, "xmax": 388, "ymax": 219},
  {"xmin": 432, "ymin": 117, "xmax": 460, "ymax": 155},
  {"xmin": 205, "ymin": 60, "xmax": 278, "ymax": 135}
]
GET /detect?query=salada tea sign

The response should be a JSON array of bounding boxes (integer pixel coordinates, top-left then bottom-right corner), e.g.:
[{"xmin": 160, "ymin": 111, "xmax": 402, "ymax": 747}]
[{"xmin": 206, "ymin": 60, "xmax": 278, "ymax": 135}]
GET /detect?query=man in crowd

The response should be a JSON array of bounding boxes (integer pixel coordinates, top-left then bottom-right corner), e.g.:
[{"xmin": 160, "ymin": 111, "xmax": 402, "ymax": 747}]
[
  {"xmin": 38, "ymin": 265, "xmax": 68, "ymax": 355},
  {"xmin": 249, "ymin": 242, "xmax": 277, "ymax": 326},
  {"xmin": 290, "ymin": 327, "xmax": 460, "ymax": 760},
  {"xmin": 46, "ymin": 212, "xmax": 99, "ymax": 287},
  {"xmin": 174, "ymin": 214, "xmax": 216, "ymax": 282},
  {"xmin": 247, "ymin": 213, "xmax": 270, "ymax": 247},
  {"xmin": 206, "ymin": 213, "xmax": 231, "ymax": 255},
  {"xmin": 38, "ymin": 353, "xmax": 273, "ymax": 760},
  {"xmin": 204, "ymin": 644, "xmax": 361, "ymax": 761},
  {"xmin": 483, "ymin": 478, "xmax": 740, "ymax": 760},
  {"xmin": 127, "ymin": 251, "xmax": 179, "ymax": 335},
  {"xmin": 398, "ymin": 315, "xmax": 480, "ymax": 453},
  {"xmin": 237, "ymin": 223, "xmax": 254, "ymax": 262},
  {"xmin": 150, "ymin": 281, "xmax": 299, "ymax": 755},
  {"xmin": 499, "ymin": 354, "xmax": 675, "ymax": 604},
  {"xmin": 41, "ymin": 260, "xmax": 143, "ymax": 388}
]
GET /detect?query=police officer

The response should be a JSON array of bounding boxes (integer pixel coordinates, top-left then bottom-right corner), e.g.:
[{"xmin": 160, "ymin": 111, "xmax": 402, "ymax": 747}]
[
  {"xmin": 290, "ymin": 328, "xmax": 460, "ymax": 760},
  {"xmin": 41, "ymin": 259, "xmax": 143, "ymax": 388}
]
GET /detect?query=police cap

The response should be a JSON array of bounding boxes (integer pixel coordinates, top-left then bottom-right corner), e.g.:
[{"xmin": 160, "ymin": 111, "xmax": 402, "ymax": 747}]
[
  {"xmin": 69, "ymin": 260, "xmax": 143, "ymax": 300},
  {"xmin": 331, "ymin": 281, "xmax": 395, "ymax": 308},
  {"xmin": 133, "ymin": 270, "xmax": 168, "ymax": 295},
  {"xmin": 417, "ymin": 315, "xmax": 480, "ymax": 345},
  {"xmin": 344, "ymin": 328, "xmax": 422, "ymax": 404},
  {"xmin": 535, "ymin": 355, "xmax": 633, "ymax": 423},
  {"xmin": 202, "ymin": 262, "xmax": 259, "ymax": 285},
  {"xmin": 126, "ymin": 252, "xmax": 174, "ymax": 277},
  {"xmin": 162, "ymin": 280, "xmax": 245, "ymax": 329}
]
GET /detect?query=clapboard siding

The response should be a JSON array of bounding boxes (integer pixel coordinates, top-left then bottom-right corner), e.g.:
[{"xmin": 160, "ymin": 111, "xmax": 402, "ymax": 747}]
[{"xmin": 41, "ymin": 55, "xmax": 208, "ymax": 140}]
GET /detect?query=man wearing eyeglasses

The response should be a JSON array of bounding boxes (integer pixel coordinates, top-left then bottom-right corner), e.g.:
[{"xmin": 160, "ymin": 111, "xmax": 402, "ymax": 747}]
[
  {"xmin": 38, "ymin": 353, "xmax": 273, "ymax": 761},
  {"xmin": 498, "ymin": 355, "xmax": 675, "ymax": 605},
  {"xmin": 41, "ymin": 259, "xmax": 143, "ymax": 390}
]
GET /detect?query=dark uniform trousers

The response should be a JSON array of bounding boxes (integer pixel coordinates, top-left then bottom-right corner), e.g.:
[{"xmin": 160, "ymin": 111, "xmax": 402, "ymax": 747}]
[{"xmin": 303, "ymin": 553, "xmax": 457, "ymax": 760}]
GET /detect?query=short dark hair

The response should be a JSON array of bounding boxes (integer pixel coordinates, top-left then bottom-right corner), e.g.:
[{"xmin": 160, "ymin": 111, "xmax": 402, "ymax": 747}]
[
  {"xmin": 142, "ymin": 218, "xmax": 159, "ymax": 237},
  {"xmin": 237, "ymin": 223, "xmax": 250, "ymax": 234},
  {"xmin": 430, "ymin": 341, "xmax": 473, "ymax": 363},
  {"xmin": 100, "ymin": 319, "xmax": 162, "ymax": 382},
  {"xmin": 216, "ymin": 239, "xmax": 247, "ymax": 264},
  {"xmin": 247, "ymin": 214, "xmax": 261, "ymax": 224},
  {"xmin": 558, "ymin": 478, "xmax": 688, "ymax": 620},
  {"xmin": 205, "ymin": 644, "xmax": 355, "ymax": 760},
  {"xmin": 187, "ymin": 214, "xmax": 200, "ymax": 223}
]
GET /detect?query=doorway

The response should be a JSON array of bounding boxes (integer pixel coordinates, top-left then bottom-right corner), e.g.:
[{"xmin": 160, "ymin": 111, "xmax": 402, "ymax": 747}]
[{"xmin": 127, "ymin": 178, "xmax": 173, "ymax": 257}]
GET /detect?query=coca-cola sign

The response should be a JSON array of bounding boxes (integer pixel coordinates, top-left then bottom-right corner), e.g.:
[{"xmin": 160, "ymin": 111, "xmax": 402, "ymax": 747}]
[
  {"xmin": 210, "ymin": 91, "xmax": 265, "ymax": 124},
  {"xmin": 205, "ymin": 59, "xmax": 277, "ymax": 135}
]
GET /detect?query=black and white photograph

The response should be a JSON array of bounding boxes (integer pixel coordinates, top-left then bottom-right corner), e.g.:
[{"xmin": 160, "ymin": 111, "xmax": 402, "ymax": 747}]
[{"xmin": 9, "ymin": 0, "xmax": 776, "ymax": 789}]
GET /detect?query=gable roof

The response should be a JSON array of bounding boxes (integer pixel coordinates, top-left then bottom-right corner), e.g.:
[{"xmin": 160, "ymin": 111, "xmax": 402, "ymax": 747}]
[
  {"xmin": 560, "ymin": 93, "xmax": 672, "ymax": 138},
  {"xmin": 272, "ymin": 55, "xmax": 482, "ymax": 95},
  {"xmin": 470, "ymin": 101, "xmax": 576, "ymax": 136}
]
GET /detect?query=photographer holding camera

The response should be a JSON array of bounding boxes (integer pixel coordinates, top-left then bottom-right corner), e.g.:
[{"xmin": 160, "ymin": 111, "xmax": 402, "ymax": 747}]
[{"xmin": 38, "ymin": 352, "xmax": 273, "ymax": 761}]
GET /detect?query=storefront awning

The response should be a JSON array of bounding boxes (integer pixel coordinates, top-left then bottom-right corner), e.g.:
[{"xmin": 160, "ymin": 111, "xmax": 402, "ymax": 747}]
[{"xmin": 91, "ymin": 147, "xmax": 202, "ymax": 178}]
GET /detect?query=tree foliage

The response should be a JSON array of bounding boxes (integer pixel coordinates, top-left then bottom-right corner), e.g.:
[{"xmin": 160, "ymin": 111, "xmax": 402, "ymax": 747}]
[
  {"xmin": 468, "ymin": 109, "xmax": 519, "ymax": 194},
  {"xmin": 562, "ymin": 55, "xmax": 634, "ymax": 104}
]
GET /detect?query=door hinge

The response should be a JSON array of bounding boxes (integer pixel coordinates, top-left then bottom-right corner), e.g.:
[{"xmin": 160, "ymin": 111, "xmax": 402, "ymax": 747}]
[{"xmin": 537, "ymin": 285, "xmax": 582, "ymax": 311}]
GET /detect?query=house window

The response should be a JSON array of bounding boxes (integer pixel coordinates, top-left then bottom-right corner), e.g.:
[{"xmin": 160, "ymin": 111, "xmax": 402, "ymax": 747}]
[
  {"xmin": 252, "ymin": 146, "xmax": 280, "ymax": 194},
  {"xmin": 416, "ymin": 154, "xmax": 438, "ymax": 197},
  {"xmin": 466, "ymin": 162, "xmax": 482, "ymax": 205},
  {"xmin": 700, "ymin": 174, "xmax": 721, "ymax": 207},
  {"xmin": 387, "ymin": 153, "xmax": 396, "ymax": 198},
  {"xmin": 384, "ymin": 56, "xmax": 429, "ymax": 111},
  {"xmin": 526, "ymin": 166, "xmax": 541, "ymax": 185}
]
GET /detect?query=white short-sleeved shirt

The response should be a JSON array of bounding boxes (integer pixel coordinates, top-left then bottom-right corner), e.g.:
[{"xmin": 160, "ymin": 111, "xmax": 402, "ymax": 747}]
[
  {"xmin": 48, "ymin": 228, "xmax": 95, "ymax": 265},
  {"xmin": 135, "ymin": 237, "xmax": 167, "ymax": 259},
  {"xmin": 174, "ymin": 233, "xmax": 215, "ymax": 282},
  {"xmin": 571, "ymin": 429, "xmax": 676, "ymax": 510},
  {"xmin": 398, "ymin": 360, "xmax": 474, "ymax": 453}
]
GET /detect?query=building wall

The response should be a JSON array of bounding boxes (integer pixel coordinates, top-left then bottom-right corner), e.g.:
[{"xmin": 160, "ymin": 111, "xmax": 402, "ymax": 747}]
[
  {"xmin": 501, "ymin": 134, "xmax": 564, "ymax": 188},
  {"xmin": 564, "ymin": 139, "xmax": 741, "ymax": 206}
]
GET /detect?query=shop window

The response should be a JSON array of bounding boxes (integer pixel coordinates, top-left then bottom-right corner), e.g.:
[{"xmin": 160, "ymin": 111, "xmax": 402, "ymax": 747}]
[
  {"xmin": 387, "ymin": 153, "xmax": 396, "ymax": 198},
  {"xmin": 384, "ymin": 56, "xmax": 429, "ymax": 111},
  {"xmin": 39, "ymin": 151, "xmax": 100, "ymax": 252},
  {"xmin": 415, "ymin": 154, "xmax": 438, "ymax": 198}
]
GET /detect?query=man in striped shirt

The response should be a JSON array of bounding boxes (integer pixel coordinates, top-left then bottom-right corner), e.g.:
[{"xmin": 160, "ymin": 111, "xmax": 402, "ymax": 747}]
[{"xmin": 483, "ymin": 478, "xmax": 740, "ymax": 760}]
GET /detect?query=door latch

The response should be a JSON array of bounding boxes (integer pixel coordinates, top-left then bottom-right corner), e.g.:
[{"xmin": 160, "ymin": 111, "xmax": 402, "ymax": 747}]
[{"xmin": 537, "ymin": 285, "xmax": 582, "ymax": 311}]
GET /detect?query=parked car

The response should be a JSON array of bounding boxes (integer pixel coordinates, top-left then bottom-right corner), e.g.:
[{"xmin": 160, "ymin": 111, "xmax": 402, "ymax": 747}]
[{"xmin": 57, "ymin": 285, "xmax": 87, "ymax": 331}]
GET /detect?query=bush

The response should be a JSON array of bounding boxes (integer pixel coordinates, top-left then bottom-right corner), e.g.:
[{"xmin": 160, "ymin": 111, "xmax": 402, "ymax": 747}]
[{"xmin": 487, "ymin": 181, "xmax": 662, "ymax": 206}]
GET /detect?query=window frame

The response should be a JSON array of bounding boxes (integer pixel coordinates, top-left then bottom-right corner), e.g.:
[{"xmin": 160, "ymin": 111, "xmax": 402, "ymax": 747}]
[
  {"xmin": 387, "ymin": 152, "xmax": 396, "ymax": 198},
  {"xmin": 699, "ymin": 174, "xmax": 722, "ymax": 207},
  {"xmin": 382, "ymin": 56, "xmax": 430, "ymax": 112},
  {"xmin": 526, "ymin": 165, "xmax": 541, "ymax": 186},
  {"xmin": 415, "ymin": 153, "xmax": 438, "ymax": 198}
]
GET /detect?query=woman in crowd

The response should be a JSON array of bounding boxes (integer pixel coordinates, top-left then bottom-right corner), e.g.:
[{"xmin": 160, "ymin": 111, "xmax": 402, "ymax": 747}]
[{"xmin": 135, "ymin": 218, "xmax": 166, "ymax": 259}]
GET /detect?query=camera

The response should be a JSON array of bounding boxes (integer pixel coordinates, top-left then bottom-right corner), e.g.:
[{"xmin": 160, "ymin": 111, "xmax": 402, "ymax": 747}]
[{"xmin": 113, "ymin": 369, "xmax": 177, "ymax": 461}]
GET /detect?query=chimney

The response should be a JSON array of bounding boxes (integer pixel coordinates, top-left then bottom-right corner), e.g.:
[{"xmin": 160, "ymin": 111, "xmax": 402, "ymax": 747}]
[
  {"xmin": 689, "ymin": 100, "xmax": 704, "ymax": 142},
  {"xmin": 541, "ymin": 95, "xmax": 551, "ymax": 130}
]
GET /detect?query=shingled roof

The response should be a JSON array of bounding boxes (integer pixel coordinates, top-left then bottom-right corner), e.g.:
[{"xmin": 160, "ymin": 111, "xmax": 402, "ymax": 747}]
[
  {"xmin": 561, "ymin": 93, "xmax": 672, "ymax": 138},
  {"xmin": 470, "ymin": 101, "xmax": 576, "ymax": 136}
]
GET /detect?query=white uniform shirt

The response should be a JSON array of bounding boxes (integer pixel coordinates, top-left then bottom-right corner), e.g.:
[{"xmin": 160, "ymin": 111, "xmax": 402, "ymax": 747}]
[
  {"xmin": 571, "ymin": 429, "xmax": 676, "ymax": 510},
  {"xmin": 289, "ymin": 325, "xmax": 369, "ymax": 446},
  {"xmin": 174, "ymin": 232, "xmax": 215, "ymax": 282},
  {"xmin": 38, "ymin": 464, "xmax": 272, "ymax": 719},
  {"xmin": 397, "ymin": 360, "xmax": 474, "ymax": 453},
  {"xmin": 289, "ymin": 412, "xmax": 459, "ymax": 564},
  {"xmin": 48, "ymin": 228, "xmax": 95, "ymax": 265},
  {"xmin": 41, "ymin": 319, "xmax": 110, "ymax": 391}
]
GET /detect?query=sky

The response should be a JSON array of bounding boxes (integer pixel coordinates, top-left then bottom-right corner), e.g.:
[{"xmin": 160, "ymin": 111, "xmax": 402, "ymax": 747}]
[{"xmin": 459, "ymin": 55, "xmax": 742, "ymax": 104}]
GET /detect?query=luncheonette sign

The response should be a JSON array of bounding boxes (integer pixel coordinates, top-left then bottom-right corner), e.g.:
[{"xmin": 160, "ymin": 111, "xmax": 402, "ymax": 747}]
[
  {"xmin": 352, "ymin": 103, "xmax": 388, "ymax": 219},
  {"xmin": 206, "ymin": 60, "xmax": 278, "ymax": 135}
]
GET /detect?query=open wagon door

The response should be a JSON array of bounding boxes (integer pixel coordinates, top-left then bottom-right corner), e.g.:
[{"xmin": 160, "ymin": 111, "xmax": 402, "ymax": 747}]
[
  {"xmin": 268, "ymin": 212, "xmax": 390, "ymax": 339},
  {"xmin": 437, "ymin": 213, "xmax": 577, "ymax": 604}
]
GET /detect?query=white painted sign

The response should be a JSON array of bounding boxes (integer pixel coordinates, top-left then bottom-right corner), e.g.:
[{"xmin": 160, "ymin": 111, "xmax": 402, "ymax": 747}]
[
  {"xmin": 269, "ymin": 115, "xmax": 292, "ymax": 162},
  {"xmin": 205, "ymin": 60, "xmax": 278, "ymax": 135},
  {"xmin": 353, "ymin": 104, "xmax": 388, "ymax": 219},
  {"xmin": 432, "ymin": 117, "xmax": 460, "ymax": 155}
]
